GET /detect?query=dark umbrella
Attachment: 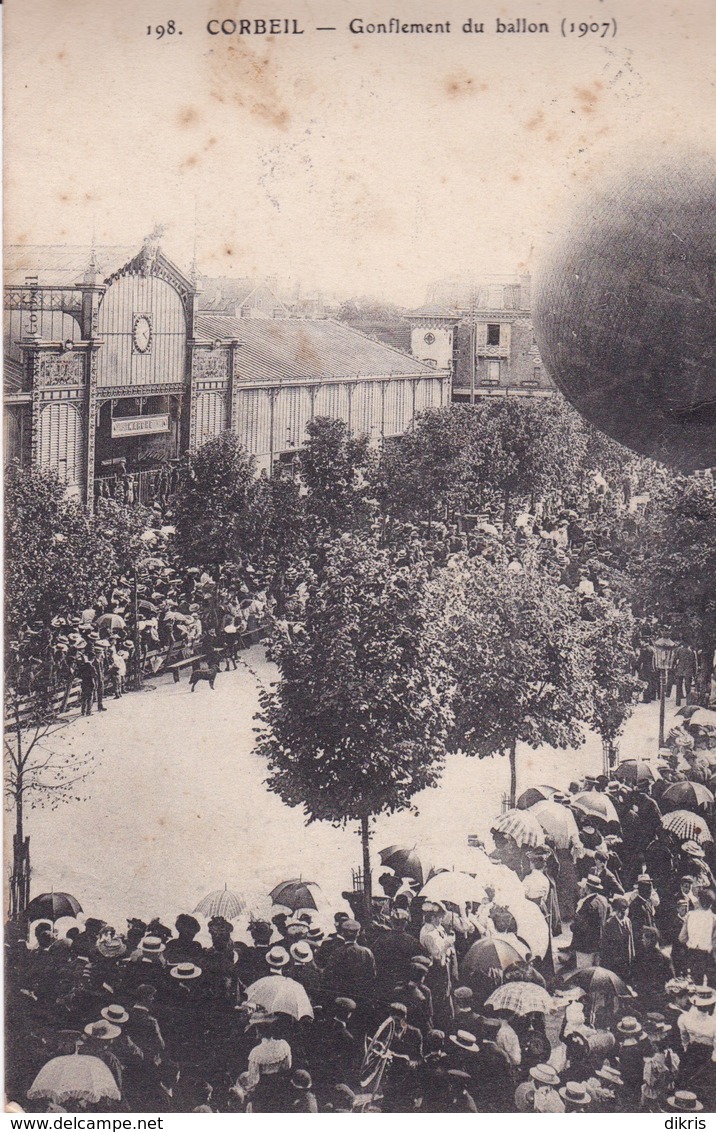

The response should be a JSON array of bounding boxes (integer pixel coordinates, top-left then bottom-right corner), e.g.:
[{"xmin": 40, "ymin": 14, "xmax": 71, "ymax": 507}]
[
  {"xmin": 613, "ymin": 759, "xmax": 657, "ymax": 786},
  {"xmin": 516, "ymin": 785, "xmax": 558, "ymax": 810},
  {"xmin": 462, "ymin": 937, "xmax": 523, "ymax": 982},
  {"xmin": 269, "ymin": 879, "xmax": 321, "ymax": 912},
  {"xmin": 676, "ymin": 705, "xmax": 702, "ymax": 720},
  {"xmin": 661, "ymin": 781, "xmax": 714, "ymax": 816},
  {"xmin": 564, "ymin": 966, "xmax": 629, "ymax": 997},
  {"xmin": 379, "ymin": 845, "xmax": 431, "ymax": 886},
  {"xmin": 137, "ymin": 599, "xmax": 159, "ymax": 615},
  {"xmin": 26, "ymin": 892, "xmax": 82, "ymax": 922}
]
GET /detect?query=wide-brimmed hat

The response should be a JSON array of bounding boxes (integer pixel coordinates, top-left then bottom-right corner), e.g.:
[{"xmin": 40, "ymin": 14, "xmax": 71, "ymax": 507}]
[
  {"xmin": 585, "ymin": 875, "xmax": 604, "ymax": 891},
  {"xmin": 389, "ymin": 1002, "xmax": 408, "ymax": 1018},
  {"xmin": 617, "ymin": 1016, "xmax": 643, "ymax": 1035},
  {"xmin": 682, "ymin": 840, "xmax": 706, "ymax": 858},
  {"xmin": 529, "ymin": 1064, "xmax": 560, "ymax": 1086},
  {"xmin": 139, "ymin": 935, "xmax": 165, "ymax": 955},
  {"xmin": 410, "ymin": 955, "xmax": 432, "ymax": 972},
  {"xmin": 169, "ymin": 963, "xmax": 202, "ymax": 980},
  {"xmin": 666, "ymin": 1092, "xmax": 703, "ymax": 1112},
  {"xmin": 266, "ymin": 945, "xmax": 290, "ymax": 968},
  {"xmin": 596, "ymin": 1062, "xmax": 623, "ymax": 1086},
  {"xmin": 559, "ymin": 1082, "xmax": 591, "ymax": 1106},
  {"xmin": 101, "ymin": 1005, "xmax": 129, "ymax": 1025},
  {"xmin": 84, "ymin": 1021, "xmax": 121, "ymax": 1041},
  {"xmin": 307, "ymin": 926, "xmax": 324, "ymax": 942},
  {"xmin": 290, "ymin": 941, "xmax": 313, "ymax": 965},
  {"xmin": 285, "ymin": 921, "xmax": 309, "ymax": 939},
  {"xmin": 449, "ymin": 1030, "xmax": 479, "ymax": 1052}
]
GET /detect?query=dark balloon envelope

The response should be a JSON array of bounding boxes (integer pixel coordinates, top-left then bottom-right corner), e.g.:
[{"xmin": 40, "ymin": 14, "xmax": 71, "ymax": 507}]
[{"xmin": 534, "ymin": 160, "xmax": 716, "ymax": 471}]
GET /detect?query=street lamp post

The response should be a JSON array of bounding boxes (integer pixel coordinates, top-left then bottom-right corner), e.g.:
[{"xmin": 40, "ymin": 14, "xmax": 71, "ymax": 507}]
[{"xmin": 653, "ymin": 637, "xmax": 677, "ymax": 749}]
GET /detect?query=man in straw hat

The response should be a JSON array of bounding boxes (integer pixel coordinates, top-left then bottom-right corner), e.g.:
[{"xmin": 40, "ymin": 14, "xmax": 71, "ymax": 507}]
[
  {"xmin": 559, "ymin": 1080, "xmax": 593, "ymax": 1111},
  {"xmin": 676, "ymin": 981, "xmax": 716, "ymax": 1103},
  {"xmin": 514, "ymin": 1062, "xmax": 564, "ymax": 1112},
  {"xmin": 571, "ymin": 875, "xmax": 608, "ymax": 969}
]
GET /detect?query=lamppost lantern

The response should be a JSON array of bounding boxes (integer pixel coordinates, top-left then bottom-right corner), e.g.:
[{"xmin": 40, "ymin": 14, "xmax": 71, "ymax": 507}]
[
  {"xmin": 653, "ymin": 637, "xmax": 678, "ymax": 749},
  {"xmin": 653, "ymin": 638, "xmax": 678, "ymax": 672}
]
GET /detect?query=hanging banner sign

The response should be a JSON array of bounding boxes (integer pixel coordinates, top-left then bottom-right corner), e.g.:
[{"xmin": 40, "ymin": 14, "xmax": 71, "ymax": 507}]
[{"xmin": 111, "ymin": 414, "xmax": 169, "ymax": 438}]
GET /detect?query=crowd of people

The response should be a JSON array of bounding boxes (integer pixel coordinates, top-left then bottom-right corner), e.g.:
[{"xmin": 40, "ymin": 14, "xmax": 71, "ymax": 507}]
[
  {"xmin": 7, "ymin": 746, "xmax": 716, "ymax": 1114},
  {"xmin": 11, "ymin": 529, "xmax": 270, "ymax": 718}
]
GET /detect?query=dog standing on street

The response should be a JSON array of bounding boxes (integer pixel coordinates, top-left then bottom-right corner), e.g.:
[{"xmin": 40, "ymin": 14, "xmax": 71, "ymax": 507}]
[{"xmin": 189, "ymin": 665, "xmax": 219, "ymax": 691}]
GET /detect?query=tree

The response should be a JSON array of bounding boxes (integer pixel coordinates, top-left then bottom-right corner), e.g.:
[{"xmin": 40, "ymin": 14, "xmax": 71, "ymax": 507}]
[
  {"xmin": 371, "ymin": 407, "xmax": 472, "ymax": 531},
  {"xmin": 5, "ymin": 642, "xmax": 96, "ymax": 919},
  {"xmin": 172, "ymin": 432, "xmax": 257, "ymax": 569},
  {"xmin": 93, "ymin": 497, "xmax": 155, "ymax": 577},
  {"xmin": 582, "ymin": 597, "xmax": 640, "ymax": 770},
  {"xmin": 247, "ymin": 472, "xmax": 309, "ymax": 611},
  {"xmin": 5, "ymin": 464, "xmax": 116, "ymax": 635},
  {"xmin": 462, "ymin": 396, "xmax": 588, "ymax": 526},
  {"xmin": 4, "ymin": 465, "xmax": 112, "ymax": 915},
  {"xmin": 299, "ymin": 417, "xmax": 374, "ymax": 537},
  {"xmin": 637, "ymin": 472, "xmax": 716, "ymax": 698},
  {"xmin": 434, "ymin": 556, "xmax": 595, "ymax": 806},
  {"xmin": 255, "ymin": 534, "xmax": 455, "ymax": 911}
]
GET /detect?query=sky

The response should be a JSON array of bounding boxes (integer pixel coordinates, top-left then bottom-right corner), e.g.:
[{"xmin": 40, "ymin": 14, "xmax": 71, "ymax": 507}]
[{"xmin": 5, "ymin": 0, "xmax": 716, "ymax": 306}]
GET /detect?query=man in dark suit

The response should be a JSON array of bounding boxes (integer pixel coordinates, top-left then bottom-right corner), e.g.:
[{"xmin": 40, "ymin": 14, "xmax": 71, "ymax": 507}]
[
  {"xmin": 321, "ymin": 919, "xmax": 377, "ymax": 1006},
  {"xmin": 598, "ymin": 895, "xmax": 634, "ymax": 981}
]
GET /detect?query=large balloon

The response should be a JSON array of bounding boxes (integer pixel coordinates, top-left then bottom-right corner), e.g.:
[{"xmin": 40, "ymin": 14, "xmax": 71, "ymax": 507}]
[{"xmin": 534, "ymin": 159, "xmax": 716, "ymax": 471}]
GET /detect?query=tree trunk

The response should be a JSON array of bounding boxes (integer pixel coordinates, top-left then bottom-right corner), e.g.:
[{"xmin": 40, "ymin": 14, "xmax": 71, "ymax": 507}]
[
  {"xmin": 11, "ymin": 778, "xmax": 29, "ymax": 921},
  {"xmin": 509, "ymin": 739, "xmax": 517, "ymax": 808},
  {"xmin": 360, "ymin": 814, "xmax": 372, "ymax": 920}
]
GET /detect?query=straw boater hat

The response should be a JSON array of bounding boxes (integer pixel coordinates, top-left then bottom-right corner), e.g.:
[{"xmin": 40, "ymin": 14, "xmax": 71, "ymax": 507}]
[
  {"xmin": 449, "ymin": 1030, "xmax": 479, "ymax": 1052},
  {"xmin": 266, "ymin": 945, "xmax": 290, "ymax": 969},
  {"xmin": 101, "ymin": 1005, "xmax": 129, "ymax": 1025},
  {"xmin": 84, "ymin": 1021, "xmax": 121, "ymax": 1041},
  {"xmin": 529, "ymin": 1064, "xmax": 560, "ymax": 1086},
  {"xmin": 666, "ymin": 1092, "xmax": 704, "ymax": 1112},
  {"xmin": 289, "ymin": 941, "xmax": 314, "ymax": 965},
  {"xmin": 169, "ymin": 962, "xmax": 202, "ymax": 980},
  {"xmin": 139, "ymin": 935, "xmax": 165, "ymax": 955},
  {"xmin": 596, "ymin": 1063, "xmax": 624, "ymax": 1087},
  {"xmin": 559, "ymin": 1082, "xmax": 591, "ymax": 1106},
  {"xmin": 617, "ymin": 1016, "xmax": 643, "ymax": 1036},
  {"xmin": 690, "ymin": 984, "xmax": 716, "ymax": 1008}
]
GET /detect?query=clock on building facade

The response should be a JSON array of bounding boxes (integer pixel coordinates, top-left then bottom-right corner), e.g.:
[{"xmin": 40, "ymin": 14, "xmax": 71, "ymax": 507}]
[{"xmin": 132, "ymin": 313, "xmax": 153, "ymax": 354}]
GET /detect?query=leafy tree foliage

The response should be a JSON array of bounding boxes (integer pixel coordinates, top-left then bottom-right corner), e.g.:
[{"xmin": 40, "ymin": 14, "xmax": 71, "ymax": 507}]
[
  {"xmin": 433, "ymin": 555, "xmax": 595, "ymax": 804},
  {"xmin": 637, "ymin": 472, "xmax": 716, "ymax": 695},
  {"xmin": 172, "ymin": 432, "xmax": 257, "ymax": 568},
  {"xmin": 5, "ymin": 465, "xmax": 115, "ymax": 634},
  {"xmin": 93, "ymin": 497, "xmax": 155, "ymax": 577},
  {"xmin": 299, "ymin": 417, "xmax": 374, "ymax": 536},
  {"xmin": 582, "ymin": 597, "xmax": 640, "ymax": 763},
  {"xmin": 256, "ymin": 534, "xmax": 455, "ymax": 905}
]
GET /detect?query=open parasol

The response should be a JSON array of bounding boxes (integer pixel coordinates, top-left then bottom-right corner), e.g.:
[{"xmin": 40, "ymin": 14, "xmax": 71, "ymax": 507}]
[
  {"xmin": 492, "ymin": 809, "xmax": 546, "ymax": 848},
  {"xmin": 570, "ymin": 791, "xmax": 620, "ymax": 825},
  {"xmin": 379, "ymin": 845, "xmax": 431, "ymax": 886},
  {"xmin": 485, "ymin": 980, "xmax": 554, "ymax": 1016},
  {"xmin": 96, "ymin": 612, "xmax": 126, "ymax": 632},
  {"xmin": 516, "ymin": 785, "xmax": 558, "ymax": 810},
  {"xmin": 269, "ymin": 879, "xmax": 322, "ymax": 912},
  {"xmin": 27, "ymin": 1054, "xmax": 120, "ymax": 1105},
  {"xmin": 25, "ymin": 892, "xmax": 82, "ymax": 923},
  {"xmin": 529, "ymin": 800, "xmax": 582, "ymax": 849},
  {"xmin": 564, "ymin": 966, "xmax": 630, "ymax": 997},
  {"xmin": 614, "ymin": 759, "xmax": 657, "ymax": 786},
  {"xmin": 462, "ymin": 937, "xmax": 523, "ymax": 983},
  {"xmin": 194, "ymin": 885, "xmax": 247, "ymax": 919},
  {"xmin": 245, "ymin": 975, "xmax": 314, "ymax": 1021},
  {"xmin": 419, "ymin": 870, "xmax": 484, "ymax": 909},
  {"xmin": 660, "ymin": 781, "xmax": 714, "ymax": 815},
  {"xmin": 662, "ymin": 809, "xmax": 713, "ymax": 844}
]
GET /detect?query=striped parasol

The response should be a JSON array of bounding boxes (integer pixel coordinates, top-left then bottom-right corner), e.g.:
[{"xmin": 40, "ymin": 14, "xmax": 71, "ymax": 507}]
[
  {"xmin": 492, "ymin": 809, "xmax": 546, "ymax": 848},
  {"xmin": 485, "ymin": 980, "xmax": 554, "ymax": 1016},
  {"xmin": 661, "ymin": 809, "xmax": 713, "ymax": 844},
  {"xmin": 193, "ymin": 885, "xmax": 247, "ymax": 919}
]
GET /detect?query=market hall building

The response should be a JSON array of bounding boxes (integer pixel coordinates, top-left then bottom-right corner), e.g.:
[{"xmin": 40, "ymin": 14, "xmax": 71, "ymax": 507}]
[{"xmin": 4, "ymin": 241, "xmax": 449, "ymax": 505}]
